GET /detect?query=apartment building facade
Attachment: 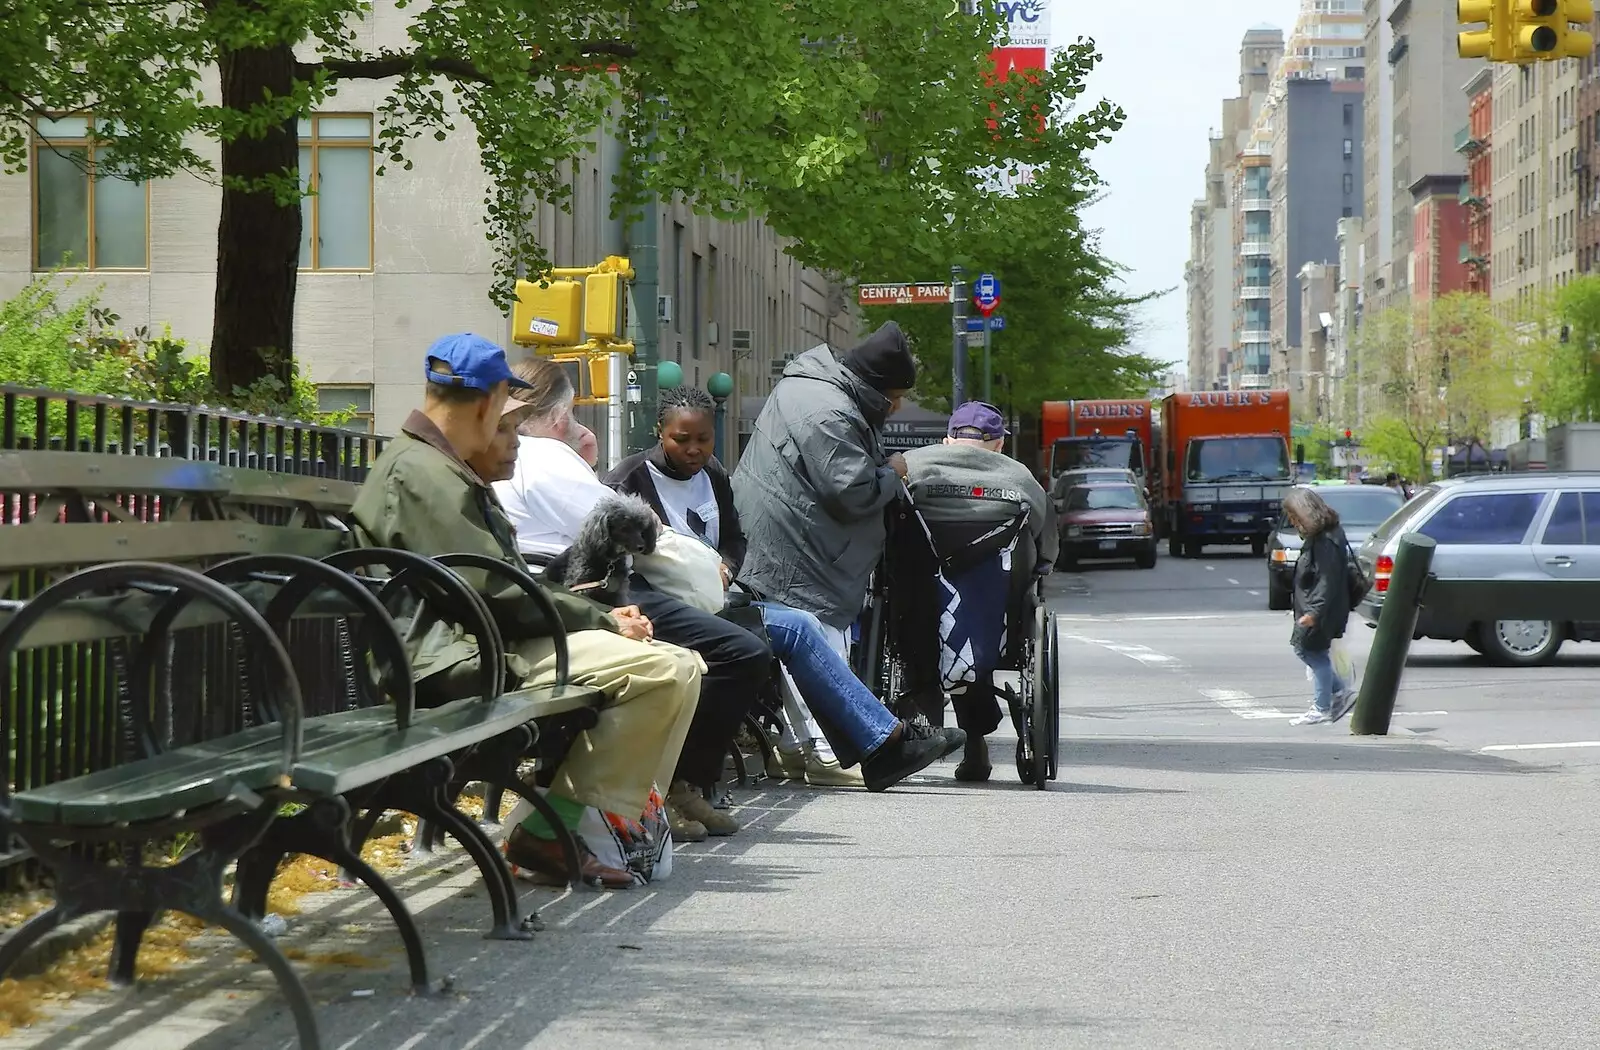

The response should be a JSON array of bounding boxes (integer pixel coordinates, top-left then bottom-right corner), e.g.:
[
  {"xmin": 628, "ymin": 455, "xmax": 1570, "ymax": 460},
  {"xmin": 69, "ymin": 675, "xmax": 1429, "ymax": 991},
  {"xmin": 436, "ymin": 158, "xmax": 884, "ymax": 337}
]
[
  {"xmin": 1490, "ymin": 59, "xmax": 1582, "ymax": 309},
  {"xmin": 0, "ymin": 3, "xmax": 856, "ymax": 449},
  {"xmin": 1383, "ymin": 0, "xmax": 1476, "ymax": 307},
  {"xmin": 1576, "ymin": 22, "xmax": 1600, "ymax": 274},
  {"xmin": 1267, "ymin": 75, "xmax": 1365, "ymax": 390},
  {"xmin": 1460, "ymin": 67, "xmax": 1494, "ymax": 292},
  {"xmin": 1186, "ymin": 24, "xmax": 1284, "ymax": 391},
  {"xmin": 1361, "ymin": 0, "xmax": 1395, "ymax": 317}
]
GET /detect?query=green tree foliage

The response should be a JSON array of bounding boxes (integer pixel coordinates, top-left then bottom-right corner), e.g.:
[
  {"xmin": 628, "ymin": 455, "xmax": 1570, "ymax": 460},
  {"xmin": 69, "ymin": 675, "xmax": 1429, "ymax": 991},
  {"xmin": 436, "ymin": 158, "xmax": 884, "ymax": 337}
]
[
  {"xmin": 3, "ymin": 0, "xmax": 1102, "ymax": 399},
  {"xmin": 1353, "ymin": 293, "xmax": 1527, "ymax": 480},
  {"xmin": 1522, "ymin": 277, "xmax": 1600, "ymax": 425},
  {"xmin": 0, "ymin": 275, "xmax": 333, "ymax": 429},
  {"xmin": 853, "ymin": 42, "xmax": 1156, "ymax": 412},
  {"xmin": 1358, "ymin": 415, "xmax": 1426, "ymax": 481}
]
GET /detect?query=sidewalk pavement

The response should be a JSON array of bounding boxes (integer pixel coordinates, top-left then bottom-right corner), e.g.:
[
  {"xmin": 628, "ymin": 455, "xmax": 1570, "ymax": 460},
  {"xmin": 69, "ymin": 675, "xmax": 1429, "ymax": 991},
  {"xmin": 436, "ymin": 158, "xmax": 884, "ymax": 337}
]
[{"xmin": 4, "ymin": 735, "xmax": 1599, "ymax": 1050}]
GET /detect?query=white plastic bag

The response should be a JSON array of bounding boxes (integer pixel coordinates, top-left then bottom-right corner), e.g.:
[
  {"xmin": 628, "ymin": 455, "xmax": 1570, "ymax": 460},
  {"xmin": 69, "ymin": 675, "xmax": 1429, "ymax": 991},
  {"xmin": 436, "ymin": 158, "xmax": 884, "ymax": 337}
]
[
  {"xmin": 1330, "ymin": 637, "xmax": 1359, "ymax": 691},
  {"xmin": 1304, "ymin": 639, "xmax": 1360, "ymax": 691},
  {"xmin": 503, "ymin": 786, "xmax": 673, "ymax": 886},
  {"xmin": 633, "ymin": 529, "xmax": 725, "ymax": 613}
]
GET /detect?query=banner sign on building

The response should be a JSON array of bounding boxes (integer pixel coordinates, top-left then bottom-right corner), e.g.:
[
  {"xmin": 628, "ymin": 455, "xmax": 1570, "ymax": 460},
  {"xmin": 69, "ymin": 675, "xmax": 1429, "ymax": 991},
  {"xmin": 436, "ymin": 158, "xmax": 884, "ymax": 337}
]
[{"xmin": 974, "ymin": 0, "xmax": 1051, "ymax": 198}]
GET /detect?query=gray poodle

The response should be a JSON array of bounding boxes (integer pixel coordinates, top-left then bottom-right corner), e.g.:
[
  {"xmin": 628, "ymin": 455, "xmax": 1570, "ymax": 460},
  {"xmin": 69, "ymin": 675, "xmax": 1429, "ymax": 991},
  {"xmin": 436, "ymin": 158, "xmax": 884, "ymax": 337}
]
[{"xmin": 544, "ymin": 494, "xmax": 660, "ymax": 607}]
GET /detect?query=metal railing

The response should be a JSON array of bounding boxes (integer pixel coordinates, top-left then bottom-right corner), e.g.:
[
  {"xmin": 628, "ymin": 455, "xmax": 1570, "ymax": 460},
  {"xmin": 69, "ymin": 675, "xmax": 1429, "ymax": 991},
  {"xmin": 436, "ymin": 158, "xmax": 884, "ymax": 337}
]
[
  {"xmin": 0, "ymin": 389, "xmax": 382, "ymax": 872},
  {"xmin": 0, "ymin": 386, "xmax": 390, "ymax": 479}
]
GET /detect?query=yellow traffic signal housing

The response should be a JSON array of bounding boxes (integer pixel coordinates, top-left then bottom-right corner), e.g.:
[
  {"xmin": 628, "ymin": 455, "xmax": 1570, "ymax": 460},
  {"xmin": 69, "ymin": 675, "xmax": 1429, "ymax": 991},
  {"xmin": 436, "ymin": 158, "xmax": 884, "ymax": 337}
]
[
  {"xmin": 512, "ymin": 278, "xmax": 583, "ymax": 347},
  {"xmin": 584, "ymin": 271, "xmax": 625, "ymax": 342},
  {"xmin": 1458, "ymin": 0, "xmax": 1509, "ymax": 59},
  {"xmin": 552, "ymin": 352, "xmax": 613, "ymax": 404},
  {"xmin": 1508, "ymin": 0, "xmax": 1588, "ymax": 60},
  {"xmin": 1558, "ymin": 0, "xmax": 1595, "ymax": 57}
]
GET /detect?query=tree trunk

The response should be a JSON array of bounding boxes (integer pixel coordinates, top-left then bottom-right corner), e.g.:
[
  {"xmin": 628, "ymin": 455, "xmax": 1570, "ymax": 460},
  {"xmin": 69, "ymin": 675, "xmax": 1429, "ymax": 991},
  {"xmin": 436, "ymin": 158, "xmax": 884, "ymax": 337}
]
[{"xmin": 211, "ymin": 43, "xmax": 300, "ymax": 398}]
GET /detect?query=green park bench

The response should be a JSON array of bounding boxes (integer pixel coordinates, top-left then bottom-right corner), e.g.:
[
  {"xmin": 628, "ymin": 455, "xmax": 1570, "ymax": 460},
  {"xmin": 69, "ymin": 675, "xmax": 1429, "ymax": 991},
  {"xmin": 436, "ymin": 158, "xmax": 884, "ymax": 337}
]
[{"xmin": 0, "ymin": 444, "xmax": 605, "ymax": 1050}]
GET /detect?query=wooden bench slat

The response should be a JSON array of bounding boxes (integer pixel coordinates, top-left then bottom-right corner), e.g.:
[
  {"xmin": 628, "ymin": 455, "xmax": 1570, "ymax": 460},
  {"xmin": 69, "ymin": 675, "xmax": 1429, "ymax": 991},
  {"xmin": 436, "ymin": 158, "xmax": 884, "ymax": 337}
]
[
  {"xmin": 0, "ymin": 451, "xmax": 232, "ymax": 495},
  {"xmin": 0, "ymin": 523, "xmax": 348, "ymax": 571},
  {"xmin": 0, "ymin": 580, "xmax": 363, "ymax": 648},
  {"xmin": 12, "ymin": 685, "xmax": 603, "ymax": 827},
  {"xmin": 11, "ymin": 723, "xmax": 290, "ymax": 826}
]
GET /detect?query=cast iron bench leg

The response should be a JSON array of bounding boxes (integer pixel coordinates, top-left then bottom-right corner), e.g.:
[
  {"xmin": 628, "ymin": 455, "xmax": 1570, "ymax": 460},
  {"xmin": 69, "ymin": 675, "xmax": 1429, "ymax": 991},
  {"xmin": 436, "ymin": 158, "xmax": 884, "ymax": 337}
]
[{"xmin": 234, "ymin": 798, "xmax": 435, "ymax": 995}]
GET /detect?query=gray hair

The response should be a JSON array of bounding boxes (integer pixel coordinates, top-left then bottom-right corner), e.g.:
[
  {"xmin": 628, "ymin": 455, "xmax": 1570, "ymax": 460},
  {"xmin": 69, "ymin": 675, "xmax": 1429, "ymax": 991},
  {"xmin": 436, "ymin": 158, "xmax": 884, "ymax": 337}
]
[
  {"xmin": 509, "ymin": 358, "xmax": 575, "ymax": 437},
  {"xmin": 1282, "ymin": 487, "xmax": 1340, "ymax": 536}
]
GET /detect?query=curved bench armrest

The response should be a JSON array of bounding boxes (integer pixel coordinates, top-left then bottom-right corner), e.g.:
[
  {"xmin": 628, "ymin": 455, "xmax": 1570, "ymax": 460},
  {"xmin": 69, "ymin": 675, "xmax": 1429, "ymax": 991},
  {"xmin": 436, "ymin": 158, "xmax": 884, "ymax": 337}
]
[
  {"xmin": 433, "ymin": 553, "xmax": 570, "ymax": 691},
  {"xmin": 206, "ymin": 555, "xmax": 417, "ymax": 731},
  {"xmin": 0, "ymin": 562, "xmax": 305, "ymax": 790},
  {"xmin": 323, "ymin": 548, "xmax": 506, "ymax": 702}
]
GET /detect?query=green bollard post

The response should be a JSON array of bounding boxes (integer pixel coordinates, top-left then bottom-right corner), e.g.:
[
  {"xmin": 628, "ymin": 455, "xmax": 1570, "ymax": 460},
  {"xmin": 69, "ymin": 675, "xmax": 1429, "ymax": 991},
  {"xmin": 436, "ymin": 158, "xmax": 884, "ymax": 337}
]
[{"xmin": 1349, "ymin": 533, "xmax": 1436, "ymax": 736}]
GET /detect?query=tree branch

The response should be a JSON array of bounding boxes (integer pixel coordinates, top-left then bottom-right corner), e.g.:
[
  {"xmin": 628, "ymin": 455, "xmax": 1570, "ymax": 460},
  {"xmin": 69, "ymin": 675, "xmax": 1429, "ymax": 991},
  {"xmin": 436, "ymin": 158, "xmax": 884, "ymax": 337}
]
[{"xmin": 303, "ymin": 41, "xmax": 638, "ymax": 85}]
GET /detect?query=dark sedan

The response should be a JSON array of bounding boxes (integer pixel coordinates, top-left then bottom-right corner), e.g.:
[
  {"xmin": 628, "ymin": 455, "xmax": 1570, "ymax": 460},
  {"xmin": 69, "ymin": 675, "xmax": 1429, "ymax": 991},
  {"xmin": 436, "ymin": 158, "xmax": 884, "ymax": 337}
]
[{"xmin": 1265, "ymin": 482, "xmax": 1406, "ymax": 610}]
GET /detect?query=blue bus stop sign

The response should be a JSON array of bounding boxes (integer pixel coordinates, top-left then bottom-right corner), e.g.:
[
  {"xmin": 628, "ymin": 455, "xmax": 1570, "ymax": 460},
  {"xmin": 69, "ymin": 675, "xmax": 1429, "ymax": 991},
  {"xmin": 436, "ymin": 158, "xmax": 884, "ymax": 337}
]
[{"xmin": 975, "ymin": 273, "xmax": 1000, "ymax": 307}]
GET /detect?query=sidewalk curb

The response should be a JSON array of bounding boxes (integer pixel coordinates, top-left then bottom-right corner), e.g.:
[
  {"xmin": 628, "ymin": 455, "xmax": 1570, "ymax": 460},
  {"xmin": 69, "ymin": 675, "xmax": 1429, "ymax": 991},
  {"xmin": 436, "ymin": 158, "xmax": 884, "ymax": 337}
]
[{"xmin": 6, "ymin": 911, "xmax": 113, "ymax": 979}]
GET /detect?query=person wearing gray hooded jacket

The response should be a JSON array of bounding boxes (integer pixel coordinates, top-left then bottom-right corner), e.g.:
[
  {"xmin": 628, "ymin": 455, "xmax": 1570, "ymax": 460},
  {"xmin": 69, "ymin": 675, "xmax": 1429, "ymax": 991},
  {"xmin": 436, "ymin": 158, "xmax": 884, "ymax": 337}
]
[{"xmin": 732, "ymin": 322, "xmax": 916, "ymax": 633}]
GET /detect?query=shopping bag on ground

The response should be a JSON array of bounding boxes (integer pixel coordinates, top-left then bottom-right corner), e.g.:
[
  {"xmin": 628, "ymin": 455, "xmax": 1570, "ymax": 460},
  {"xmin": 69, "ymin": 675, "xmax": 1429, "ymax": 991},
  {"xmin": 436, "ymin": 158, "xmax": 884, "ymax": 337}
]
[{"xmin": 503, "ymin": 785, "xmax": 673, "ymax": 886}]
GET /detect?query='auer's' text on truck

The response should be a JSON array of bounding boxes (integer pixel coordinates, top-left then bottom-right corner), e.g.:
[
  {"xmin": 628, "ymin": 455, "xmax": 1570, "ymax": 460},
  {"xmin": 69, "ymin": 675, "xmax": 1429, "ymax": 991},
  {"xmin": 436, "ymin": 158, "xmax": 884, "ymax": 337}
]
[{"xmin": 1158, "ymin": 390, "xmax": 1293, "ymax": 559}]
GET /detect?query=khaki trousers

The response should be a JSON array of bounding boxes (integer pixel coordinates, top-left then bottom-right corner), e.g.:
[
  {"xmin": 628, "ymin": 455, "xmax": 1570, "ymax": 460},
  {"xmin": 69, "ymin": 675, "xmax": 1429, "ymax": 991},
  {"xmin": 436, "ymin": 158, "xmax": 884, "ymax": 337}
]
[{"xmin": 511, "ymin": 631, "xmax": 703, "ymax": 817}]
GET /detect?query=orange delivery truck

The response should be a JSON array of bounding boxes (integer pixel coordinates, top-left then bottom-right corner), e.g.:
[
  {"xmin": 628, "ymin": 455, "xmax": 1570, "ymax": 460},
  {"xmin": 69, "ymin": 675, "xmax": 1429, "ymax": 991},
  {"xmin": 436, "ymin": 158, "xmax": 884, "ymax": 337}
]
[
  {"xmin": 1158, "ymin": 390, "xmax": 1293, "ymax": 559},
  {"xmin": 1039, "ymin": 399, "xmax": 1154, "ymax": 497}
]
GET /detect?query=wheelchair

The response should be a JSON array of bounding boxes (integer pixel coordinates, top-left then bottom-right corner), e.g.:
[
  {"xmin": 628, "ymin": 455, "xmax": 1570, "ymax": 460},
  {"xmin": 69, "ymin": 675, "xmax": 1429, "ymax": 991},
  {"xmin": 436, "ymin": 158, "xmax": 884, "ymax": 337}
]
[{"xmin": 855, "ymin": 490, "xmax": 1061, "ymax": 789}]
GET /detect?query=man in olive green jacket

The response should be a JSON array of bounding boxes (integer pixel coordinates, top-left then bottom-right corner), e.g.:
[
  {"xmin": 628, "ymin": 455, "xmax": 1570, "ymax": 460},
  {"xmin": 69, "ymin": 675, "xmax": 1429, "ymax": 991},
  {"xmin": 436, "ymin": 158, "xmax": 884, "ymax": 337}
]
[{"xmin": 352, "ymin": 333, "xmax": 701, "ymax": 889}]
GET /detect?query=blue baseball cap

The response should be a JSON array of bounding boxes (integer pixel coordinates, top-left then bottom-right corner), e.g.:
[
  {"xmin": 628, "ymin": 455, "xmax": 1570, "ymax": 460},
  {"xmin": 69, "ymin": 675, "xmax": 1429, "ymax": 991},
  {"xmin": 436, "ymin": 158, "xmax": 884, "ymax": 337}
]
[
  {"xmin": 948, "ymin": 401, "xmax": 1009, "ymax": 440},
  {"xmin": 423, "ymin": 333, "xmax": 533, "ymax": 393}
]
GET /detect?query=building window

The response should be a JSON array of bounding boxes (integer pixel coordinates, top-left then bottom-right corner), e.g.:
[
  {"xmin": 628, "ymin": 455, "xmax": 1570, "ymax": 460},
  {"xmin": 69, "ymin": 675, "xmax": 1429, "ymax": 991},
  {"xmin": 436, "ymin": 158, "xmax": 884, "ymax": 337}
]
[
  {"xmin": 672, "ymin": 222, "xmax": 685, "ymax": 333},
  {"xmin": 298, "ymin": 115, "xmax": 374, "ymax": 271},
  {"xmin": 1342, "ymin": 173, "xmax": 1354, "ymax": 194},
  {"xmin": 691, "ymin": 252, "xmax": 703, "ymax": 359},
  {"xmin": 31, "ymin": 116, "xmax": 149, "ymax": 270},
  {"xmin": 316, "ymin": 384, "xmax": 374, "ymax": 432}
]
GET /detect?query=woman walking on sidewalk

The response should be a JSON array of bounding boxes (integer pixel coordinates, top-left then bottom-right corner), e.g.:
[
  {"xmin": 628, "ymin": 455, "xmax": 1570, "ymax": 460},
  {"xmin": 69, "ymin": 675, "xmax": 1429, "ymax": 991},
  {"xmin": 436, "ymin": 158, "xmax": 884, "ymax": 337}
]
[{"xmin": 1284, "ymin": 487, "xmax": 1356, "ymax": 725}]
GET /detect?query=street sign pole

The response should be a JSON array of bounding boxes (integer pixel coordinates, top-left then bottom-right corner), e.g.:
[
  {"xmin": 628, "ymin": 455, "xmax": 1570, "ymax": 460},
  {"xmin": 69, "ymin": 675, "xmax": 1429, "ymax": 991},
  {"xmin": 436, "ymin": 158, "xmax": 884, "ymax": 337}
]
[
  {"xmin": 981, "ymin": 315, "xmax": 992, "ymax": 403},
  {"xmin": 951, "ymin": 265, "xmax": 968, "ymax": 407}
]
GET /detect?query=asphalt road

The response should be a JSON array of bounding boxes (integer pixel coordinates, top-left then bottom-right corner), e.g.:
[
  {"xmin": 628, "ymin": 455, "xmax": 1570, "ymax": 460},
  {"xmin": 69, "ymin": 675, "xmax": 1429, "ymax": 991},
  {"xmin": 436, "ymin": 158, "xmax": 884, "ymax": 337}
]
[
  {"xmin": 1063, "ymin": 541, "xmax": 1600, "ymax": 761},
  {"xmin": 13, "ymin": 545, "xmax": 1600, "ymax": 1049}
]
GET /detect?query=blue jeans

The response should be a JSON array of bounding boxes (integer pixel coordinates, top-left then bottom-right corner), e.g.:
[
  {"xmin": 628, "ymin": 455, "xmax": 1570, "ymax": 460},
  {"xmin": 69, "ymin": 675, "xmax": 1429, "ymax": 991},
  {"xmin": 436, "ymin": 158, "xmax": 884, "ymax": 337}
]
[
  {"xmin": 1296, "ymin": 644, "xmax": 1347, "ymax": 713},
  {"xmin": 756, "ymin": 601, "xmax": 898, "ymax": 758}
]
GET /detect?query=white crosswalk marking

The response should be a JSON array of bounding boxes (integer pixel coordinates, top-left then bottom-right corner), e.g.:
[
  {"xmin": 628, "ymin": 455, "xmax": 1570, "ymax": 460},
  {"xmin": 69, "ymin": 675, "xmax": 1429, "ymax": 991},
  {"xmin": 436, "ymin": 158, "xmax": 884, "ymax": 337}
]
[{"xmin": 1201, "ymin": 688, "xmax": 1296, "ymax": 719}]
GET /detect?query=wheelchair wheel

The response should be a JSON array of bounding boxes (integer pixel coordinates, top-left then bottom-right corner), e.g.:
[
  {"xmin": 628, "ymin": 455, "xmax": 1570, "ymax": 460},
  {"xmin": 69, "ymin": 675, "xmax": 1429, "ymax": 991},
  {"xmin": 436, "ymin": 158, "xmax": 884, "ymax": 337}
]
[
  {"xmin": 1029, "ymin": 605, "xmax": 1057, "ymax": 788},
  {"xmin": 1041, "ymin": 608, "xmax": 1060, "ymax": 781}
]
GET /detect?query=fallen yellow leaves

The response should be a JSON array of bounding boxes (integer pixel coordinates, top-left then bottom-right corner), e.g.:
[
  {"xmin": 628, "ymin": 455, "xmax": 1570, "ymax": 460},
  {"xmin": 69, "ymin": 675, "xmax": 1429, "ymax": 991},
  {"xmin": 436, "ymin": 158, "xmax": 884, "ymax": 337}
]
[{"xmin": 0, "ymin": 824, "xmax": 418, "ymax": 1038}]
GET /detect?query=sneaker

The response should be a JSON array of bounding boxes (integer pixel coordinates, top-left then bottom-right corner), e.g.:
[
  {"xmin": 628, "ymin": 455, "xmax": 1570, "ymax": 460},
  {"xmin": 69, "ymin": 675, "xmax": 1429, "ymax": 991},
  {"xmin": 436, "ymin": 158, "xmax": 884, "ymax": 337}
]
[
  {"xmin": 804, "ymin": 748, "xmax": 865, "ymax": 788},
  {"xmin": 1330, "ymin": 689, "xmax": 1357, "ymax": 723},
  {"xmin": 938, "ymin": 727, "xmax": 968, "ymax": 759},
  {"xmin": 1289, "ymin": 707, "xmax": 1330, "ymax": 726},
  {"xmin": 861, "ymin": 720, "xmax": 950, "ymax": 793},
  {"xmin": 667, "ymin": 781, "xmax": 739, "ymax": 836}
]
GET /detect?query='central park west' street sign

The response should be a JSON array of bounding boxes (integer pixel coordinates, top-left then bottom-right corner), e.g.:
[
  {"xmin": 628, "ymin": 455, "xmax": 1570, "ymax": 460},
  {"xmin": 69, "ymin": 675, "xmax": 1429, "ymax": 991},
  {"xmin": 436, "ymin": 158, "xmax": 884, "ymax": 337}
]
[{"xmin": 857, "ymin": 283, "xmax": 955, "ymax": 306}]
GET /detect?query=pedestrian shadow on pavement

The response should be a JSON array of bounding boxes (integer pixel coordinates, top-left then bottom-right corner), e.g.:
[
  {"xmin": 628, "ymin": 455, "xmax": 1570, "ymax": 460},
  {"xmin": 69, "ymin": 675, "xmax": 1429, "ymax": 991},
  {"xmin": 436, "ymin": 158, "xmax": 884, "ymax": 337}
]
[{"xmin": 1060, "ymin": 737, "xmax": 1540, "ymax": 776}]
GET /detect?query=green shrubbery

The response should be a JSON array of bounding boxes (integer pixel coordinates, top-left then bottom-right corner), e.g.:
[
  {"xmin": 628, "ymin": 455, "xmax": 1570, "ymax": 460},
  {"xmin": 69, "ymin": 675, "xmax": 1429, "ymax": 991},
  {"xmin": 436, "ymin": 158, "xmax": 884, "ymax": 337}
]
[{"xmin": 0, "ymin": 275, "xmax": 333, "ymax": 421}]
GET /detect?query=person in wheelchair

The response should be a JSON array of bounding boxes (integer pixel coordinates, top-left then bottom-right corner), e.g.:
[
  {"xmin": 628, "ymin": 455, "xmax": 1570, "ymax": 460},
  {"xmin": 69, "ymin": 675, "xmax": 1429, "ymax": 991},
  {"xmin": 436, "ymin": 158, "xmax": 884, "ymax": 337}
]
[
  {"xmin": 901, "ymin": 401, "xmax": 1056, "ymax": 782},
  {"xmin": 608, "ymin": 386, "xmax": 963, "ymax": 793}
]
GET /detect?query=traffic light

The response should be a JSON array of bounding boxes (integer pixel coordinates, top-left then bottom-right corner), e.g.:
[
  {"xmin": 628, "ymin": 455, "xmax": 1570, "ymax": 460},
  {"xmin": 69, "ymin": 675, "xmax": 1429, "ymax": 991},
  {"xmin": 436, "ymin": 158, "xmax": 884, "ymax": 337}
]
[
  {"xmin": 1509, "ymin": 0, "xmax": 1594, "ymax": 61},
  {"xmin": 1459, "ymin": 0, "xmax": 1510, "ymax": 60}
]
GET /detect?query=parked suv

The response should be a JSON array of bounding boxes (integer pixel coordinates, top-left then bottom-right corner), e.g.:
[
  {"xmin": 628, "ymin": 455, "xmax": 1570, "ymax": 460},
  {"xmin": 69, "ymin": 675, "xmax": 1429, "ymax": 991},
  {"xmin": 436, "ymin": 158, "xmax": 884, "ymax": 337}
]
[
  {"xmin": 1355, "ymin": 472, "xmax": 1600, "ymax": 665},
  {"xmin": 1058, "ymin": 481, "xmax": 1157, "ymax": 571},
  {"xmin": 1265, "ymin": 482, "xmax": 1406, "ymax": 610},
  {"xmin": 1050, "ymin": 467, "xmax": 1138, "ymax": 510}
]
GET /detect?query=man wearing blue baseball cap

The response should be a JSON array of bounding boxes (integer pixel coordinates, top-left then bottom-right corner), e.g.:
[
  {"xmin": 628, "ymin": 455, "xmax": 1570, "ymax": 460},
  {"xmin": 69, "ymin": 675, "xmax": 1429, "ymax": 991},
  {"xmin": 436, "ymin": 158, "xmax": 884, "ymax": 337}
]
[
  {"xmin": 352, "ymin": 333, "xmax": 702, "ymax": 889},
  {"xmin": 901, "ymin": 401, "xmax": 1055, "ymax": 782}
]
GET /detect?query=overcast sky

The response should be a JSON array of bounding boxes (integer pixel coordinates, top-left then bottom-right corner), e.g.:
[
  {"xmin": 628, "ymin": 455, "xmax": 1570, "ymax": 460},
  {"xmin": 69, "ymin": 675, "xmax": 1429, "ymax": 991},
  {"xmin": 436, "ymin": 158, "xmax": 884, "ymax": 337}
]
[{"xmin": 1060, "ymin": 1, "xmax": 1301, "ymax": 376}]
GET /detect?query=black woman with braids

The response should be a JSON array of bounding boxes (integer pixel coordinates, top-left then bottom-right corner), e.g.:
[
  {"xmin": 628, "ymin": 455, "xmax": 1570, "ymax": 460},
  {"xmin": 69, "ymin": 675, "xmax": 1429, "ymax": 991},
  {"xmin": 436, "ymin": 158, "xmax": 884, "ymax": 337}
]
[{"xmin": 606, "ymin": 385, "xmax": 960, "ymax": 793}]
